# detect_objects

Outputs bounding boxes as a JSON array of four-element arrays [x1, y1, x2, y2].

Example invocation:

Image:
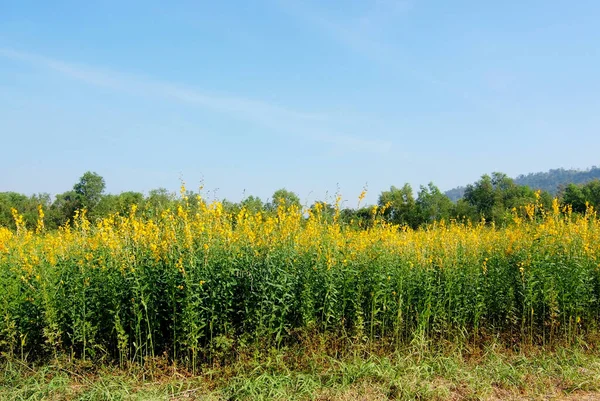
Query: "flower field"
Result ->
[[1, 192, 599, 367]]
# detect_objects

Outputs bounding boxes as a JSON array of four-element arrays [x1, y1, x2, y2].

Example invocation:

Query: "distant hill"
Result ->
[[445, 166, 600, 202], [445, 186, 468, 202]]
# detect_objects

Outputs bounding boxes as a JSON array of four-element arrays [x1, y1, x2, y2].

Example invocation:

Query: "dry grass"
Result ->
[[3, 337, 600, 401]]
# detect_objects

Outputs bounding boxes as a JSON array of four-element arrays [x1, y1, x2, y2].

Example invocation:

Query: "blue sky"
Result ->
[[1, 0, 599, 205]]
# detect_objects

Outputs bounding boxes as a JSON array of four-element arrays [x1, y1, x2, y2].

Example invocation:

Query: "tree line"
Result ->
[[446, 166, 600, 201], [2, 171, 600, 231]]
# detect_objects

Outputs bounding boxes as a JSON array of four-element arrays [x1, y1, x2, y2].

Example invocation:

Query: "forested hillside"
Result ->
[[515, 166, 600, 194], [446, 166, 600, 201]]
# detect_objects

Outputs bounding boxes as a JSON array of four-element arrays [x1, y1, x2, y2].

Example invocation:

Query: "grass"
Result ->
[[3, 335, 600, 400]]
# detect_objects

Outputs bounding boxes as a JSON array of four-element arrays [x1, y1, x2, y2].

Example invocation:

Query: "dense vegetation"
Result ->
[[3, 340, 600, 400], [3, 168, 600, 232], [2, 180, 600, 366], [3, 171, 600, 400], [446, 166, 600, 201]]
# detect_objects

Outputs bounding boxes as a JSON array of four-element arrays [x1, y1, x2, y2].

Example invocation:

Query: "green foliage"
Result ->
[[3, 338, 600, 400], [379, 183, 457, 227], [143, 188, 177, 217], [309, 201, 336, 221], [563, 184, 586, 213], [463, 172, 550, 224], [268, 188, 301, 211], [416, 183, 453, 224], [378, 184, 419, 228], [5, 198, 599, 367], [561, 180, 600, 213], [2, 168, 599, 232], [516, 166, 600, 194], [339, 207, 376, 228], [47, 172, 107, 226], [73, 172, 106, 211], [96, 191, 144, 217], [47, 190, 78, 228], [447, 166, 600, 200], [0, 192, 51, 230], [241, 195, 264, 213], [452, 198, 477, 221]]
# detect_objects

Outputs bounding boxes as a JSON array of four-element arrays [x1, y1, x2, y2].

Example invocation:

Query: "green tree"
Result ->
[[0, 192, 51, 230], [73, 171, 106, 212], [48, 172, 106, 226], [451, 198, 477, 222], [49, 190, 81, 227], [268, 188, 301, 211], [241, 195, 264, 214], [416, 183, 453, 224], [463, 174, 495, 220], [464, 172, 544, 224], [97, 191, 144, 216], [378, 184, 419, 228], [144, 188, 176, 217], [221, 199, 241, 216], [562, 180, 600, 213], [340, 206, 375, 229], [582, 180, 600, 209], [309, 200, 336, 222]]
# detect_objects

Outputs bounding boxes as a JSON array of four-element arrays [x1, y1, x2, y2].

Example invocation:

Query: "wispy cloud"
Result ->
[[275, 0, 492, 108], [276, 0, 397, 64], [0, 47, 391, 153]]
